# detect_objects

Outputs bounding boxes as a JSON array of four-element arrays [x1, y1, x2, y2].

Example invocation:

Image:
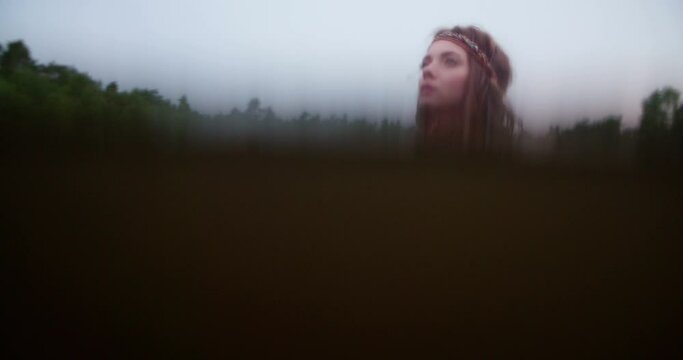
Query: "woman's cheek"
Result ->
[[444, 71, 468, 104]]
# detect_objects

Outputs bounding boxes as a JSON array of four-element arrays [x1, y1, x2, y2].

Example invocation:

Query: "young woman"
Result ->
[[416, 25, 516, 157]]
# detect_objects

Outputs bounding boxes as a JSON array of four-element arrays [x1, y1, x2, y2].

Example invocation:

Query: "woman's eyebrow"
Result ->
[[438, 51, 462, 59], [424, 51, 462, 62], [422, 50, 460, 59], [422, 50, 463, 62]]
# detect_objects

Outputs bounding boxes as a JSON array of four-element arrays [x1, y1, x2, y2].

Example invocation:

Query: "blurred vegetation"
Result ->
[[2, 40, 682, 170], [0, 40, 193, 153], [548, 115, 629, 166], [546, 86, 682, 171], [636, 87, 683, 169], [0, 40, 413, 157], [197, 97, 413, 156]]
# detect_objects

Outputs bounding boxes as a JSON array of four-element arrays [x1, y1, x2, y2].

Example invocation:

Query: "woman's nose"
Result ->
[[422, 64, 435, 80]]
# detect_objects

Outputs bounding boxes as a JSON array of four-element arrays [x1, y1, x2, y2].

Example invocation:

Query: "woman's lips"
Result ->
[[420, 84, 435, 95]]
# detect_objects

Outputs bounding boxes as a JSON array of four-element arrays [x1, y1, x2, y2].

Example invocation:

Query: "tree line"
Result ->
[[0, 40, 413, 156], [548, 87, 682, 170], [1, 39, 682, 169]]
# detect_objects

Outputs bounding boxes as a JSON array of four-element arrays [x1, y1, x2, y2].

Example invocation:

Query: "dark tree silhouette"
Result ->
[[637, 87, 681, 168], [178, 95, 191, 113], [0, 40, 34, 74]]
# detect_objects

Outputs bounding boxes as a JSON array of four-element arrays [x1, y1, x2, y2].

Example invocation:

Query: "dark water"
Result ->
[[4, 152, 683, 358]]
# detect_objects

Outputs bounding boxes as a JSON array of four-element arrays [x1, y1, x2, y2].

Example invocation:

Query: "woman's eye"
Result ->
[[445, 58, 458, 65]]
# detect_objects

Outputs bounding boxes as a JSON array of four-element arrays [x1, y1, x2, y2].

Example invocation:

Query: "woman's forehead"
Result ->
[[426, 40, 468, 57]]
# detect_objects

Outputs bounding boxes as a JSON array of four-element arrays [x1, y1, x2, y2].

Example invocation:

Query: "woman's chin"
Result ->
[[418, 94, 433, 104], [418, 96, 441, 108]]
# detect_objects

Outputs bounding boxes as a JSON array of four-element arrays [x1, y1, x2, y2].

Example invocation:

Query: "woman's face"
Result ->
[[418, 40, 470, 109]]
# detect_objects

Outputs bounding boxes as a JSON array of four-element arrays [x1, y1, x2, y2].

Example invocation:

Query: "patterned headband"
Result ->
[[433, 31, 499, 86]]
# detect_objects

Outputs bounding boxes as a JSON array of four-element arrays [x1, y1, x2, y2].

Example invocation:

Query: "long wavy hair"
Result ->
[[415, 25, 516, 157]]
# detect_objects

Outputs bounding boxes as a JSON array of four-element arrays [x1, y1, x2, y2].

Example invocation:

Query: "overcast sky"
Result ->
[[1, 0, 682, 133]]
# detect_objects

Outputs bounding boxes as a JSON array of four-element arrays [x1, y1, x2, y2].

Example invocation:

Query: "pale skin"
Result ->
[[418, 40, 470, 124]]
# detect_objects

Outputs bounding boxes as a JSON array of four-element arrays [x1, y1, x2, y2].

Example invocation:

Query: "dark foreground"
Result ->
[[4, 151, 683, 358]]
